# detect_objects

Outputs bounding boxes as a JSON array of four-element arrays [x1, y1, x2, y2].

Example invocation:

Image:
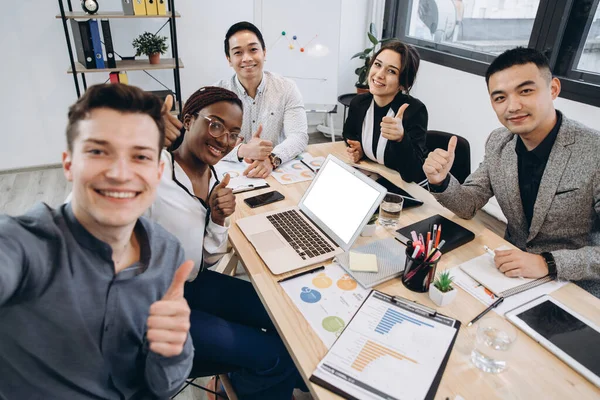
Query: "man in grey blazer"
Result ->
[[423, 47, 600, 297]]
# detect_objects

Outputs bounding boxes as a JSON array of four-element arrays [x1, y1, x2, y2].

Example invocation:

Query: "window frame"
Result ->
[[384, 0, 600, 107]]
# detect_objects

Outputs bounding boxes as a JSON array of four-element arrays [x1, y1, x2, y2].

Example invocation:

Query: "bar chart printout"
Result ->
[[311, 292, 459, 400]]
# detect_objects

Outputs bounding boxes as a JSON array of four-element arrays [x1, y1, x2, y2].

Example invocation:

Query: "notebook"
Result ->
[[459, 251, 555, 297], [310, 291, 461, 400], [395, 214, 475, 254], [336, 237, 406, 288], [213, 160, 269, 193]]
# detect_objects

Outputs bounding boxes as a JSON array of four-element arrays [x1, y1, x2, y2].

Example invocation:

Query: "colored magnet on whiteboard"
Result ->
[[289, 44, 294, 49], [293, 35, 297, 40], [282, 31, 286, 35], [300, 48, 305, 52]]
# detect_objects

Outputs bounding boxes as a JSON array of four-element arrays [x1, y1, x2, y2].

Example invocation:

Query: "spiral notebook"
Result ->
[[459, 252, 554, 297]]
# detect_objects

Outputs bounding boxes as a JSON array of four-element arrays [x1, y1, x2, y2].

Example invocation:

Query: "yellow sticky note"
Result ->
[[349, 252, 378, 272]]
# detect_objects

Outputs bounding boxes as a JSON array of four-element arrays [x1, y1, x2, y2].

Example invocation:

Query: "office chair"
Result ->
[[173, 365, 238, 399], [419, 130, 471, 186]]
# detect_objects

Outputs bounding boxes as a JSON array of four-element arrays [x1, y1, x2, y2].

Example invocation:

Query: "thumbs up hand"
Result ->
[[147, 260, 193, 357], [162, 95, 184, 148], [237, 125, 273, 161], [209, 173, 236, 226], [380, 103, 409, 142], [423, 136, 457, 185]]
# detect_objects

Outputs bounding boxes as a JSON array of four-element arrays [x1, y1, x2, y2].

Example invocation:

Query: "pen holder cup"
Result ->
[[401, 251, 440, 293]]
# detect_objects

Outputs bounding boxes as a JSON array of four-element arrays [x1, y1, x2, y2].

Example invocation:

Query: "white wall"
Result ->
[[3, 1, 595, 171], [411, 61, 600, 168], [0, 0, 368, 171]]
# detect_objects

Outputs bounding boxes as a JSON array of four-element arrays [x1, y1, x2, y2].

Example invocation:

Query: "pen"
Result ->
[[467, 297, 505, 327], [278, 265, 325, 283], [484, 245, 496, 257], [299, 159, 316, 173]]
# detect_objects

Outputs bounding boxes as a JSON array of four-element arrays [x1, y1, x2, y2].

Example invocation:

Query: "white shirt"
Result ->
[[146, 150, 229, 280], [216, 71, 309, 163]]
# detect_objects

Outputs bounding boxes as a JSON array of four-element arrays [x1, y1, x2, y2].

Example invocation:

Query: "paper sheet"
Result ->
[[449, 266, 567, 315], [280, 263, 369, 348], [214, 160, 268, 193], [312, 292, 458, 400], [271, 152, 325, 185]]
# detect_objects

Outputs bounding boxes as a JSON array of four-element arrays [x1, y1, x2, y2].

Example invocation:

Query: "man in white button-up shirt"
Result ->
[[216, 21, 309, 178]]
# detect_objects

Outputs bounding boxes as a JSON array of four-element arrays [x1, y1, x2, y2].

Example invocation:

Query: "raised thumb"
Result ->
[[162, 260, 194, 300], [253, 124, 263, 138], [395, 103, 409, 119], [162, 94, 173, 114], [447, 136, 457, 157], [218, 173, 231, 188]]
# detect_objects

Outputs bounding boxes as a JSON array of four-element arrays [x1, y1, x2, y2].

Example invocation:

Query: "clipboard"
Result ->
[[310, 291, 461, 400]]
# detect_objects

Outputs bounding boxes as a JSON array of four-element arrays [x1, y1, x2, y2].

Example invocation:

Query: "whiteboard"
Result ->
[[254, 0, 341, 106]]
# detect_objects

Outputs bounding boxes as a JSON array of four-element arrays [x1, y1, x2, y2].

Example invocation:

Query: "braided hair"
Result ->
[[170, 86, 243, 150]]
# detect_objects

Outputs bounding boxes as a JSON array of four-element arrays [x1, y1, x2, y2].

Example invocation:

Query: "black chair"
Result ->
[[425, 130, 471, 184]]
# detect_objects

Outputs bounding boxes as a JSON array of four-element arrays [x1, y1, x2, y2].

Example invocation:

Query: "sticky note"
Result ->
[[349, 252, 378, 272]]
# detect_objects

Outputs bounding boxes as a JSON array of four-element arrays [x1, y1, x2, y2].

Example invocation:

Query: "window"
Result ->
[[384, 0, 600, 107]]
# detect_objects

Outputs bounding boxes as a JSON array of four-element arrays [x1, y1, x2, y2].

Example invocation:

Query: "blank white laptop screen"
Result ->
[[302, 160, 381, 244]]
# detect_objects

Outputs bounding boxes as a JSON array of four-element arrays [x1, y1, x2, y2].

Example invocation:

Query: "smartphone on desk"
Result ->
[[244, 190, 285, 208]]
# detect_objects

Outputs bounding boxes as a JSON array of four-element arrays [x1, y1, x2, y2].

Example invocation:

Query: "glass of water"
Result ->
[[470, 317, 517, 373], [378, 193, 404, 229]]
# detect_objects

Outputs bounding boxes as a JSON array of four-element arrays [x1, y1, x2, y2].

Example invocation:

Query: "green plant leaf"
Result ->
[[369, 22, 377, 38], [367, 32, 378, 46], [351, 50, 369, 59]]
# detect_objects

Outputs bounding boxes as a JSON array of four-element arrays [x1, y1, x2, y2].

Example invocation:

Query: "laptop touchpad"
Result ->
[[251, 231, 286, 252]]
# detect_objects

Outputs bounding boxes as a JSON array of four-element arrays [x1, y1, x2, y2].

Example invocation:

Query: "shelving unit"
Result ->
[[56, 0, 183, 116]]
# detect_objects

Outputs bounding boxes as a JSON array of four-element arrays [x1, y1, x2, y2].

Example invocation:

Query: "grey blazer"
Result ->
[[433, 115, 600, 297]]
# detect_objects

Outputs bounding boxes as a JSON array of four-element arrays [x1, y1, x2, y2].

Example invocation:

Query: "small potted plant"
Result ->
[[429, 271, 457, 307], [132, 32, 168, 65], [350, 23, 392, 93]]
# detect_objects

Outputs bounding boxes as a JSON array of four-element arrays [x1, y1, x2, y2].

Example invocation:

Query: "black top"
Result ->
[[342, 92, 429, 183], [516, 111, 562, 228]]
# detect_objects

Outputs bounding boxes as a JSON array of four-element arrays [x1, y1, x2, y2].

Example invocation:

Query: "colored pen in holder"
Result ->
[[402, 243, 442, 293]]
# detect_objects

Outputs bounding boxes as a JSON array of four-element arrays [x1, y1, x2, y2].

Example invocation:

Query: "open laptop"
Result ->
[[237, 155, 387, 275]]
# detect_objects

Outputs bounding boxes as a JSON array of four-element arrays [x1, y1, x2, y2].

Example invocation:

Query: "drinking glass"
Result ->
[[470, 317, 517, 373], [378, 193, 403, 229]]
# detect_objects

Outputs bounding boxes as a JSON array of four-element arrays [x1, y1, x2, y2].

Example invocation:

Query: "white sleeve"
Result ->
[[272, 81, 308, 163], [202, 217, 230, 268]]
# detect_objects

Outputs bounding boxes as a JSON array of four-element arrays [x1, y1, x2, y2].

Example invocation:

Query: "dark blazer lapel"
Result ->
[[501, 135, 526, 230], [527, 123, 575, 242]]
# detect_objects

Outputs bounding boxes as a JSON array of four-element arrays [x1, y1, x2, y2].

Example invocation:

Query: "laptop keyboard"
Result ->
[[267, 210, 335, 260]]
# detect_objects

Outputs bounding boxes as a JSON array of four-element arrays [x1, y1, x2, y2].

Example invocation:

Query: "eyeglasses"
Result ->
[[200, 115, 243, 143]]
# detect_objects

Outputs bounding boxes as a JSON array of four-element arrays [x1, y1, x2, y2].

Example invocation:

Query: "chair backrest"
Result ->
[[426, 130, 471, 184]]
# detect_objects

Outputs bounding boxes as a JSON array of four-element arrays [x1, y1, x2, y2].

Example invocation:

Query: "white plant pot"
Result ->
[[429, 285, 457, 307], [361, 223, 376, 237]]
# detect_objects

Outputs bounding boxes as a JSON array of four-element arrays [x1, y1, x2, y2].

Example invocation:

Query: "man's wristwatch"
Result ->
[[541, 252, 557, 277], [269, 153, 282, 169]]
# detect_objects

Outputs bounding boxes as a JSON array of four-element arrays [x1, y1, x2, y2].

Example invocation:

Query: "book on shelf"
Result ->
[[88, 19, 105, 69], [100, 20, 117, 68], [70, 19, 95, 69]]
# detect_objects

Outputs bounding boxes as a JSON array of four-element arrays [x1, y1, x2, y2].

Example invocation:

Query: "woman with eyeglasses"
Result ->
[[147, 86, 307, 399]]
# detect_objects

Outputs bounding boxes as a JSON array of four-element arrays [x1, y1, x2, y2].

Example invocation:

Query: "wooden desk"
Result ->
[[228, 142, 600, 399]]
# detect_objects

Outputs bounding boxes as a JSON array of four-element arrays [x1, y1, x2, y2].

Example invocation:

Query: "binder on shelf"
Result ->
[[133, 0, 147, 15], [88, 19, 105, 69], [109, 72, 120, 83], [118, 71, 129, 84], [121, 0, 135, 15], [145, 0, 158, 15], [157, 0, 167, 15], [70, 19, 95, 69], [100, 20, 117, 69]]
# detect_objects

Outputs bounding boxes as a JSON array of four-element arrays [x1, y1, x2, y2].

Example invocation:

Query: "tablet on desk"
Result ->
[[506, 295, 600, 388]]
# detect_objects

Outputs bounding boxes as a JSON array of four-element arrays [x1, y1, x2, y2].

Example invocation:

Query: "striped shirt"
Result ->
[[216, 71, 308, 163]]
